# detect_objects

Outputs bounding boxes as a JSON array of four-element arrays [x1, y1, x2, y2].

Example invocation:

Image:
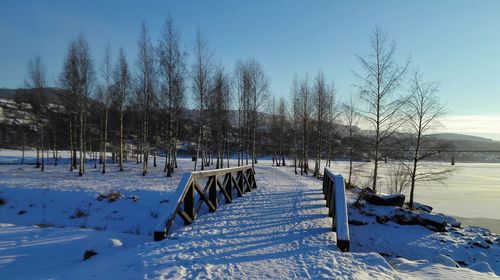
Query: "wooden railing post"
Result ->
[[238, 170, 244, 195], [328, 179, 335, 219], [184, 183, 195, 225], [209, 175, 217, 211], [225, 173, 232, 202], [322, 167, 350, 252]]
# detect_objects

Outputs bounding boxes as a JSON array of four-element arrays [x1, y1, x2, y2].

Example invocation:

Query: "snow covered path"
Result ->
[[138, 166, 400, 279]]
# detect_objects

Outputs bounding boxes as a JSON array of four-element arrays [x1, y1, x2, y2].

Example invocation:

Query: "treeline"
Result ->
[[17, 17, 276, 178], [12, 22, 451, 208]]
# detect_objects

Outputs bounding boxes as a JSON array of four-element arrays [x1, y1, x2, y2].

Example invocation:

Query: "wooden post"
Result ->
[[225, 173, 232, 202], [184, 184, 195, 224], [329, 180, 335, 219], [325, 179, 332, 208], [209, 175, 217, 211], [238, 171, 244, 195]]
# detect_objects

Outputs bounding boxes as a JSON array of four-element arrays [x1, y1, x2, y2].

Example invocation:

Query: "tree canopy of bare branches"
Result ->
[[59, 34, 94, 176], [354, 27, 410, 193], [403, 71, 452, 208]]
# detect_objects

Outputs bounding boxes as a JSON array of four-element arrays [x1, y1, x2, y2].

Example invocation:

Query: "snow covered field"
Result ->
[[1, 150, 499, 279]]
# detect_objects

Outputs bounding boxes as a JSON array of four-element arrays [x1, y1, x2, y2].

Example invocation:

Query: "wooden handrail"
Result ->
[[322, 167, 350, 252], [154, 165, 256, 241]]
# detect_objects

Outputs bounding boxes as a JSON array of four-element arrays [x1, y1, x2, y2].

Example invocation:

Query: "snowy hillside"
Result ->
[[0, 150, 499, 279]]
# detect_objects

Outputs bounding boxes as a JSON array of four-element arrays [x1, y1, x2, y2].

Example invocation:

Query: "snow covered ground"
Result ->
[[1, 150, 499, 279]]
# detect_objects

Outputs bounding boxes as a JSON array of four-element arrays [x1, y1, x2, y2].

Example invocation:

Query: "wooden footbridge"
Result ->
[[154, 165, 351, 252]]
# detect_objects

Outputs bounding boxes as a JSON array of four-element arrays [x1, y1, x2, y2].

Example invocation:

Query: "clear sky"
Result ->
[[1, 0, 499, 139]]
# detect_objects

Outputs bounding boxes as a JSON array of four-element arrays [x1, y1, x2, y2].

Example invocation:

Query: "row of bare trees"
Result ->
[[351, 27, 449, 208], [23, 17, 270, 178], [20, 24, 448, 208], [282, 27, 449, 209]]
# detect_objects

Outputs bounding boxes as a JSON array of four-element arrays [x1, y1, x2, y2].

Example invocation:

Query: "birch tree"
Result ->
[[404, 71, 451, 208], [60, 34, 94, 176], [97, 43, 113, 174], [113, 47, 130, 171], [25, 56, 47, 171], [158, 16, 187, 176], [354, 27, 409, 192], [341, 98, 361, 186], [135, 22, 156, 176], [312, 71, 330, 177], [191, 28, 213, 171], [246, 58, 269, 169], [277, 96, 287, 166]]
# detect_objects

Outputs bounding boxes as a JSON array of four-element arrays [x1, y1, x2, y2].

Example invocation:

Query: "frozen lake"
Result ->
[[314, 160, 500, 224]]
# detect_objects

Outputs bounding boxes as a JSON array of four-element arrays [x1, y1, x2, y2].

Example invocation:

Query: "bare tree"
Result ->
[[135, 21, 156, 176], [341, 98, 360, 186], [25, 56, 47, 171], [290, 76, 301, 174], [113, 47, 130, 171], [298, 75, 312, 175], [404, 71, 451, 208], [354, 27, 409, 192], [191, 28, 213, 171], [312, 71, 331, 177], [246, 58, 269, 169], [97, 43, 113, 174], [208, 65, 231, 169], [233, 60, 250, 166], [158, 16, 187, 176], [277, 96, 287, 166], [269, 96, 279, 165], [60, 34, 94, 176]]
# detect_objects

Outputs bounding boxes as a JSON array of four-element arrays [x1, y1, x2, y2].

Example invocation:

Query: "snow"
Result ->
[[1, 150, 499, 279]]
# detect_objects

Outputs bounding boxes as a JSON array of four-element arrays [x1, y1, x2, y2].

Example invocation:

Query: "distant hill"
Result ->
[[429, 133, 496, 143]]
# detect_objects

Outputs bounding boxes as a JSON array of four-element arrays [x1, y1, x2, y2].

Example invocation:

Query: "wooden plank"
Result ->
[[328, 180, 335, 218], [217, 176, 232, 203], [191, 165, 253, 179], [233, 172, 244, 197], [224, 173, 232, 202], [209, 176, 218, 211], [238, 171, 245, 194], [334, 174, 350, 250], [193, 180, 216, 212], [178, 210, 193, 224], [184, 184, 195, 225], [242, 171, 252, 192], [324, 167, 351, 252], [155, 172, 193, 237]]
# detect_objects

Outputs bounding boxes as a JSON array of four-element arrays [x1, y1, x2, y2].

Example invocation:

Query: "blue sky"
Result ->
[[1, 0, 499, 139]]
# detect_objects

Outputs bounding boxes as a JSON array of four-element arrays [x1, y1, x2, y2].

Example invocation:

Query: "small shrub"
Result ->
[[35, 223, 54, 228], [70, 208, 89, 219], [386, 162, 411, 195], [97, 191, 123, 203]]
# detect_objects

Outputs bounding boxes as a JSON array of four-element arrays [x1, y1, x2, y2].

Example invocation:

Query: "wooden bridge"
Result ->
[[154, 165, 351, 252]]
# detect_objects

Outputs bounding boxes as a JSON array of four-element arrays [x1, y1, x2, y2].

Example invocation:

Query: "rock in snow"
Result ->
[[365, 193, 406, 207], [108, 238, 123, 248]]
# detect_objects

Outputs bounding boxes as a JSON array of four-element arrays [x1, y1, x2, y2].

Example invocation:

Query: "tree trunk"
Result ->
[[79, 104, 84, 176], [119, 110, 124, 171], [102, 107, 108, 174]]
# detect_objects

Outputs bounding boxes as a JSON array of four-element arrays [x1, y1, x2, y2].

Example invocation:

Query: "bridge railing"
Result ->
[[154, 165, 256, 241], [322, 167, 350, 252]]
